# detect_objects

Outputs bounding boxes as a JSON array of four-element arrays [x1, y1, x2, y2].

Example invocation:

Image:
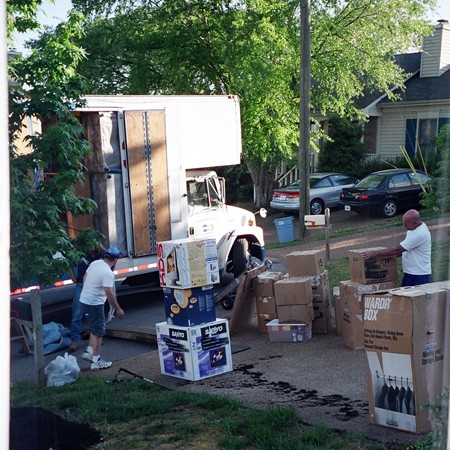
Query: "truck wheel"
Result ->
[[222, 294, 235, 310], [231, 238, 248, 277]]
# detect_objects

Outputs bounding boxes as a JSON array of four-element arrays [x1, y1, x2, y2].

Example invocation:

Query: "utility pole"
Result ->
[[299, 0, 311, 240]]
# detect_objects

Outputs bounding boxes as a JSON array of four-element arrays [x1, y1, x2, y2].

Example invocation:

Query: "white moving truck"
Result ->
[[14, 95, 265, 308]]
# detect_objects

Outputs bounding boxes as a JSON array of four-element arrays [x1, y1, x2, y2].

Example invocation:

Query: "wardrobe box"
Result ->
[[339, 280, 395, 351], [266, 319, 312, 343], [163, 286, 216, 327], [348, 249, 398, 285], [286, 250, 326, 276], [363, 285, 450, 434], [156, 319, 232, 381], [274, 278, 313, 306], [252, 271, 283, 297], [157, 238, 219, 289]]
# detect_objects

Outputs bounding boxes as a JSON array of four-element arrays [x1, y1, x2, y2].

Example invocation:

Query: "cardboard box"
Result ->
[[277, 304, 314, 324], [252, 272, 283, 297], [255, 296, 277, 316], [274, 278, 313, 306], [363, 284, 450, 434], [286, 250, 326, 276], [286, 270, 329, 298], [312, 294, 331, 334], [339, 280, 395, 350], [266, 319, 312, 343], [163, 285, 216, 327], [156, 319, 232, 381], [348, 248, 398, 284], [257, 313, 278, 333], [157, 238, 219, 288]]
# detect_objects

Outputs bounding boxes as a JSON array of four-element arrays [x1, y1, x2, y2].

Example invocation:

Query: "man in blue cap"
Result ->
[[79, 247, 125, 370]]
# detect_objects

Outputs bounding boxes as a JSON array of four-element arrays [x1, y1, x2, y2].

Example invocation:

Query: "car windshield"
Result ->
[[355, 174, 385, 190], [288, 177, 324, 189]]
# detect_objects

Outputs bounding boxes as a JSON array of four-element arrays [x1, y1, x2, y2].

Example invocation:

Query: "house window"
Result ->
[[418, 118, 437, 155], [405, 117, 450, 157]]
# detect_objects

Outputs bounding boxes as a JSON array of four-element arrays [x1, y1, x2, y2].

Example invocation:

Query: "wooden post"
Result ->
[[30, 290, 45, 388], [325, 208, 331, 262]]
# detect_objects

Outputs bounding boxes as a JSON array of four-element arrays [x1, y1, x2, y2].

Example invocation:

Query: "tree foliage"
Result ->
[[317, 116, 365, 177], [40, 0, 436, 206], [8, 7, 102, 289], [421, 125, 450, 212]]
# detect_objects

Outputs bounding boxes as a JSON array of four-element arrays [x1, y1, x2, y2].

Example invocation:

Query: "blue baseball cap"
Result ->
[[103, 247, 122, 259]]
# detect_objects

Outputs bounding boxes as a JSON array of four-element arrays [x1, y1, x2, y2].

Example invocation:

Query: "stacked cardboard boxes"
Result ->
[[252, 271, 283, 332], [339, 248, 398, 351], [362, 283, 450, 433], [262, 249, 329, 343], [156, 238, 232, 381], [285, 249, 333, 335]]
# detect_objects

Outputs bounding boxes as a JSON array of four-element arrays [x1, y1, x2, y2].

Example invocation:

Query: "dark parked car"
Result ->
[[270, 172, 359, 215], [338, 168, 432, 218]]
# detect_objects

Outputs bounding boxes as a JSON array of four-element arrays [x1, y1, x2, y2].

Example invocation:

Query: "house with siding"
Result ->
[[361, 19, 450, 160], [315, 20, 450, 165]]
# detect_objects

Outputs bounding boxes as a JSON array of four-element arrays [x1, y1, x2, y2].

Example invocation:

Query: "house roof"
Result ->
[[353, 52, 422, 109], [379, 66, 450, 103]]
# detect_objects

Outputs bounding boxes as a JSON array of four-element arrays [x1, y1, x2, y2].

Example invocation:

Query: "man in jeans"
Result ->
[[67, 247, 102, 353], [79, 247, 125, 370]]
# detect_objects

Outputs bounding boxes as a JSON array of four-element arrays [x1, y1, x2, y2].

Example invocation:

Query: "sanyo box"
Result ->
[[157, 238, 220, 288], [156, 319, 232, 381]]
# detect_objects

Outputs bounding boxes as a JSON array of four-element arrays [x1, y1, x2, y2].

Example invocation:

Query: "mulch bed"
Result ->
[[10, 407, 101, 450]]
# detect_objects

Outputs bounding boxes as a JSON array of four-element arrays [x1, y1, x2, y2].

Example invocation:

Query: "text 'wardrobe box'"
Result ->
[[339, 280, 395, 351], [286, 250, 326, 276], [156, 319, 232, 381], [348, 248, 397, 285], [163, 285, 216, 327], [157, 238, 219, 288], [363, 285, 450, 434]]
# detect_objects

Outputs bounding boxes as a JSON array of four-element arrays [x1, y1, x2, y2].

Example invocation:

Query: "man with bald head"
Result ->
[[361, 209, 431, 287]]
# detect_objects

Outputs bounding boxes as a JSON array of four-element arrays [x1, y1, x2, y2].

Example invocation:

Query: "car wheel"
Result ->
[[381, 200, 398, 218], [231, 238, 248, 277], [310, 199, 324, 215]]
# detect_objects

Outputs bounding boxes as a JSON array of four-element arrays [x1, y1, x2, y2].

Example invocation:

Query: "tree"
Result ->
[[421, 125, 450, 212], [317, 116, 365, 177], [8, 6, 102, 290], [62, 0, 435, 206]]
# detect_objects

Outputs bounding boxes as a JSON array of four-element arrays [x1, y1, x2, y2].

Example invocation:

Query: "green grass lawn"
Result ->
[[11, 377, 408, 450]]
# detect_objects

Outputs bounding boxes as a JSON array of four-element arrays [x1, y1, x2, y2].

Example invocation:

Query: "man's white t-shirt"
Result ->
[[79, 259, 115, 306], [400, 222, 431, 275]]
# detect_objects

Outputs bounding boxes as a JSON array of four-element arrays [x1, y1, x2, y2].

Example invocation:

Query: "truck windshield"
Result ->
[[187, 178, 222, 207]]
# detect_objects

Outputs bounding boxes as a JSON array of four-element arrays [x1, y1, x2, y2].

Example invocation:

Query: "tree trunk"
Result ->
[[245, 158, 276, 208]]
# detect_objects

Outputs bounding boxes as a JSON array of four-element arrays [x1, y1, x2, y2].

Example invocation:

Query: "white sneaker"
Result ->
[[81, 351, 93, 362], [91, 358, 112, 371]]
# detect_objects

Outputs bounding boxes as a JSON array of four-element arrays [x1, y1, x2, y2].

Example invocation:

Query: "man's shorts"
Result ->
[[80, 303, 106, 337]]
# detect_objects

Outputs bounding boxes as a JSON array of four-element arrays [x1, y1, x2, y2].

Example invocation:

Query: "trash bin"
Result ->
[[273, 216, 295, 243]]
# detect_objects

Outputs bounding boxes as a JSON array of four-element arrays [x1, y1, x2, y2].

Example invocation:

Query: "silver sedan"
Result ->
[[270, 172, 359, 215]]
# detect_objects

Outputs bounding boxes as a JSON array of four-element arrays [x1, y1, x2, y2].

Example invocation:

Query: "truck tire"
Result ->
[[231, 238, 248, 277]]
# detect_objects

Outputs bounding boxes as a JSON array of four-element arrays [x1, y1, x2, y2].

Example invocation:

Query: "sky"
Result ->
[[10, 0, 450, 53]]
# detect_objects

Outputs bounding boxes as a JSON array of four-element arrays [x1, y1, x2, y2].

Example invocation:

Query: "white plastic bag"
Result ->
[[45, 352, 80, 387]]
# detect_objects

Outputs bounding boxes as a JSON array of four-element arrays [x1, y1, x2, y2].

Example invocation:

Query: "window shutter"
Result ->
[[405, 119, 417, 157]]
